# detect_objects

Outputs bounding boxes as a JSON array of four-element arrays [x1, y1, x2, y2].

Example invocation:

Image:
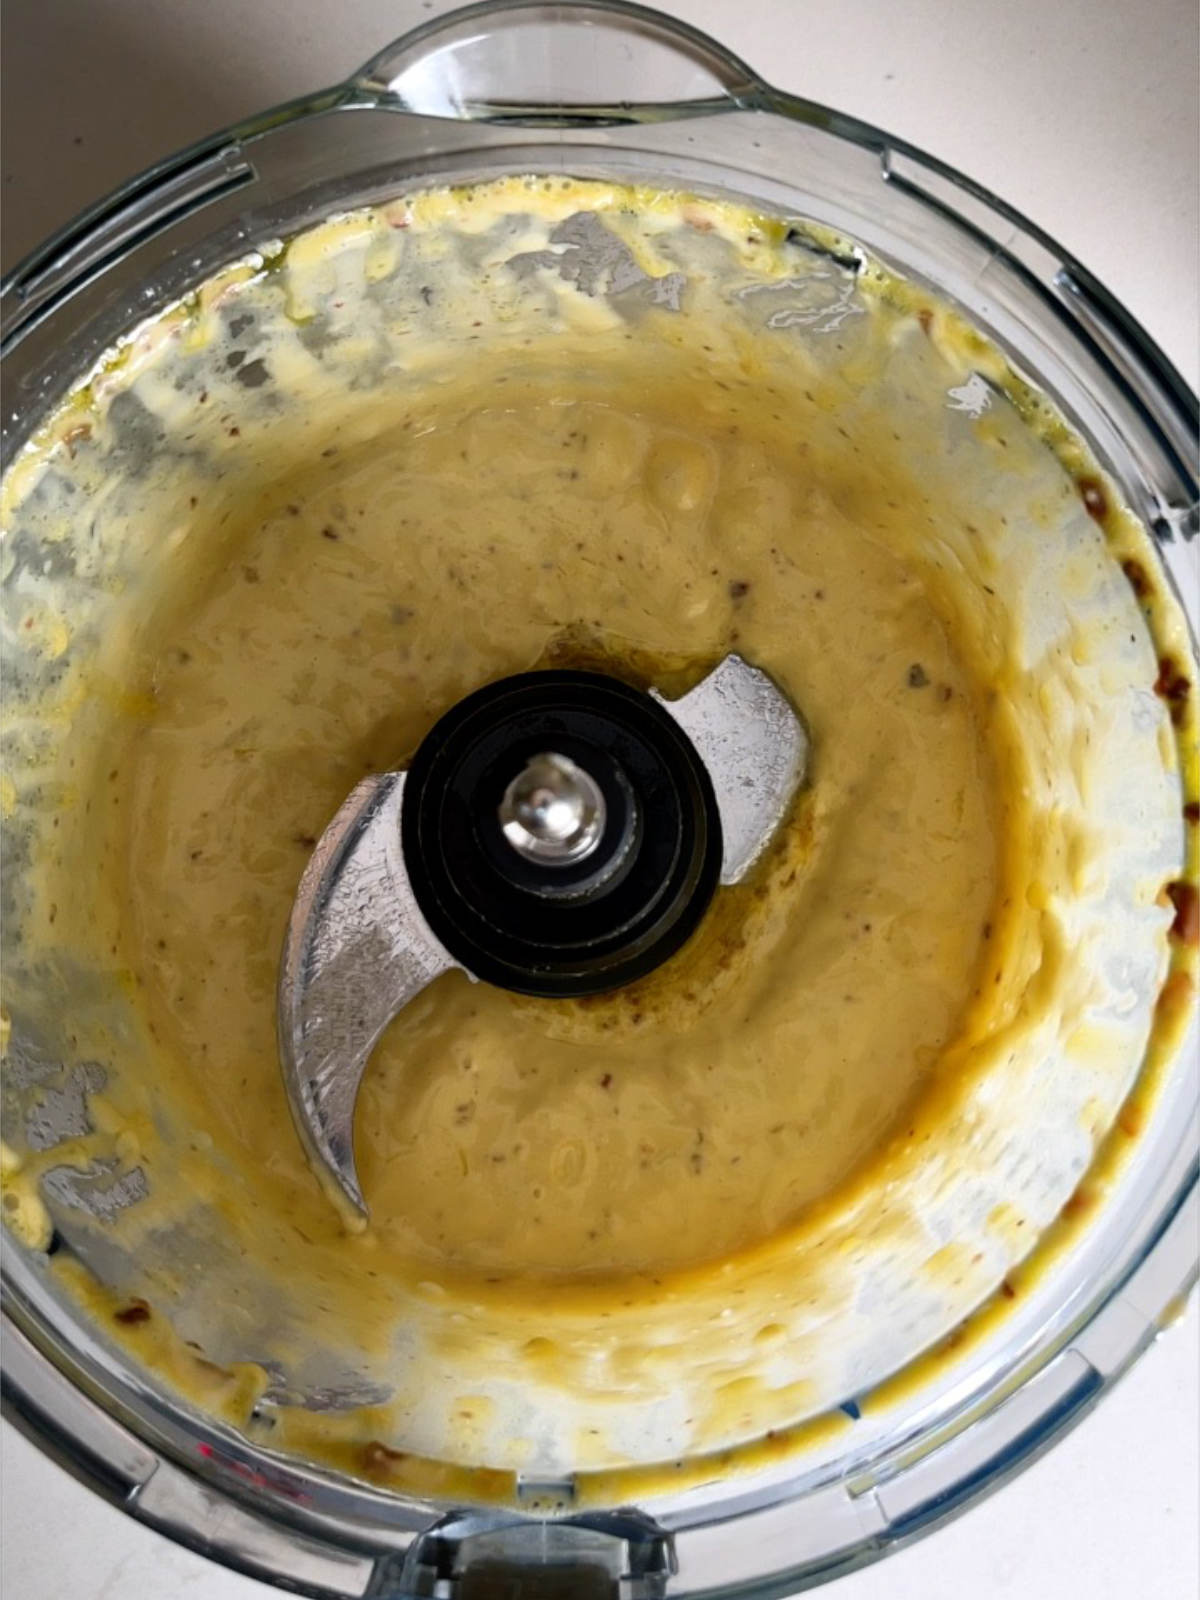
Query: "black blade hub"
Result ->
[[401, 671, 722, 996]]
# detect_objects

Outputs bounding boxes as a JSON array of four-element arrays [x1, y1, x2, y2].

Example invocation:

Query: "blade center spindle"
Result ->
[[499, 751, 607, 865]]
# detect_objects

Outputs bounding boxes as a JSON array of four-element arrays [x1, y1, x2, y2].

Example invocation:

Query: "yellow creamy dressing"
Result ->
[[1, 177, 1193, 1494], [122, 370, 996, 1277]]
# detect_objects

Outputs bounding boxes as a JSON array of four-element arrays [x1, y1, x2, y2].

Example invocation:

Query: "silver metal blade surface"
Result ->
[[277, 771, 456, 1214], [654, 654, 808, 884]]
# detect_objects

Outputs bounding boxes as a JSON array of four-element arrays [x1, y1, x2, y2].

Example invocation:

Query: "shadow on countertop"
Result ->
[[0, 0, 450, 273]]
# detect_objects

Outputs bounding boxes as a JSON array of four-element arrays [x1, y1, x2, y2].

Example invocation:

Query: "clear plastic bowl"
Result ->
[[2, 3, 1196, 1596]]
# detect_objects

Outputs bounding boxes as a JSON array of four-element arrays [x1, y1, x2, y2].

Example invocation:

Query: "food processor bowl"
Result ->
[[2, 4, 1196, 1597]]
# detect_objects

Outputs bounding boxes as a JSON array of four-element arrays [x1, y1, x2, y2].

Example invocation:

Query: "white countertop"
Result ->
[[2, 2, 1197, 1596]]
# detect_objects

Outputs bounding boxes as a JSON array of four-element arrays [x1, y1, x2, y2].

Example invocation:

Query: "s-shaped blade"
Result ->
[[278, 771, 456, 1214], [279, 655, 806, 1215]]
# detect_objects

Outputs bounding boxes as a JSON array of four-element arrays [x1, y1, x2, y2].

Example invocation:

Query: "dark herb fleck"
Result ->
[[1077, 476, 1107, 522], [234, 358, 270, 390], [1154, 657, 1190, 725], [1166, 880, 1198, 945], [1121, 558, 1150, 598]]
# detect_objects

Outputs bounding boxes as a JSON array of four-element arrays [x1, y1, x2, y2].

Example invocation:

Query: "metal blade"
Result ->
[[279, 656, 805, 1216], [653, 654, 808, 884], [277, 771, 456, 1215]]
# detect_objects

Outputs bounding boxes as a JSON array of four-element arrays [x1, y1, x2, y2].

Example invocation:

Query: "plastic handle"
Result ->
[[354, 0, 762, 122]]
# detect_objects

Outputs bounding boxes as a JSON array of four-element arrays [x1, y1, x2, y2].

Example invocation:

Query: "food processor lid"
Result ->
[[279, 655, 807, 1212]]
